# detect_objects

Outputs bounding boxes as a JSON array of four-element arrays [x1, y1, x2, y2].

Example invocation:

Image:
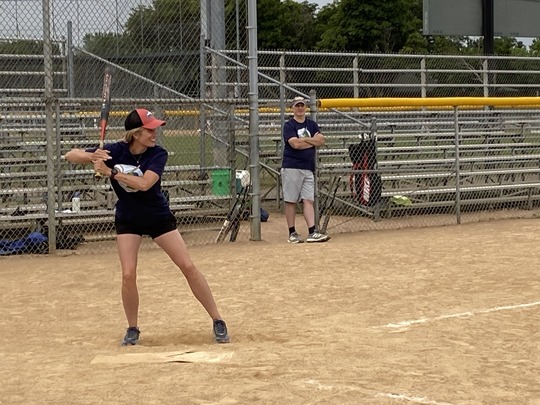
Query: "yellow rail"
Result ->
[[317, 97, 540, 109]]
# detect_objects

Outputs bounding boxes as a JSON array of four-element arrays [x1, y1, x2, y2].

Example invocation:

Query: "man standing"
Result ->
[[281, 96, 330, 244]]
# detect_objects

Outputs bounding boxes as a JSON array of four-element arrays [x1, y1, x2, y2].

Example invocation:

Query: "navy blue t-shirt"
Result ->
[[86, 141, 170, 221], [281, 118, 321, 172]]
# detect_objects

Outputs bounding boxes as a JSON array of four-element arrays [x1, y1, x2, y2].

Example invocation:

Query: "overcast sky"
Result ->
[[0, 0, 151, 45], [0, 0, 533, 47], [302, 0, 332, 7], [312, 0, 331, 5]]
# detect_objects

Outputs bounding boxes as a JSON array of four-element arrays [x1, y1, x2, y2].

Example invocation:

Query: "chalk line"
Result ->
[[380, 300, 540, 330], [375, 392, 454, 405]]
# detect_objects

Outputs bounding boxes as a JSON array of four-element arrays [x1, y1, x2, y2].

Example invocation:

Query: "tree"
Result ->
[[314, 1, 347, 51], [0, 39, 60, 55], [81, 0, 204, 96], [84, 0, 200, 56], [257, 0, 319, 50], [316, 0, 422, 52]]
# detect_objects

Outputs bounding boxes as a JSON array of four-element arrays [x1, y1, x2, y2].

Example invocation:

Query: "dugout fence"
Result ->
[[311, 96, 540, 234], [0, 96, 251, 255]]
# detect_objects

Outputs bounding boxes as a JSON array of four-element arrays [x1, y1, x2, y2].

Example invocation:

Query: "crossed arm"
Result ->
[[288, 132, 325, 150]]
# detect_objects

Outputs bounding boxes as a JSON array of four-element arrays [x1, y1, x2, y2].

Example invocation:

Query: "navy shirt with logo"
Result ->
[[281, 118, 321, 172], [86, 141, 170, 221]]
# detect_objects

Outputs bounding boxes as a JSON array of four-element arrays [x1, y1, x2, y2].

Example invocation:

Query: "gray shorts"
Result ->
[[281, 168, 314, 203]]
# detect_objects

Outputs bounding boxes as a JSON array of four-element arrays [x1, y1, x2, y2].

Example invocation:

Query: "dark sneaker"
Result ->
[[306, 231, 330, 243], [213, 319, 230, 343], [287, 232, 303, 244], [121, 327, 140, 346]]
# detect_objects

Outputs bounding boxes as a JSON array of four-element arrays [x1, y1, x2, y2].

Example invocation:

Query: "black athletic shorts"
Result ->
[[115, 213, 177, 239]]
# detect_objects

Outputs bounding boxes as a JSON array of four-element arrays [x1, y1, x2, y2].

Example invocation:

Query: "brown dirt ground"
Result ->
[[1, 215, 540, 405]]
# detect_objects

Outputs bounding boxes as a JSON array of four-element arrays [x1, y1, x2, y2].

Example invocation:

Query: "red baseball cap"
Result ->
[[124, 108, 166, 131]]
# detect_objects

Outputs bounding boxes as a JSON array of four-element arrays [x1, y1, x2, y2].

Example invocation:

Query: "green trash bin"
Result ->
[[211, 169, 230, 196]]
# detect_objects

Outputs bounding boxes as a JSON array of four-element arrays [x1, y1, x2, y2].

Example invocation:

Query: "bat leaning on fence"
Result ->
[[319, 175, 341, 234], [95, 67, 112, 178], [216, 185, 250, 243]]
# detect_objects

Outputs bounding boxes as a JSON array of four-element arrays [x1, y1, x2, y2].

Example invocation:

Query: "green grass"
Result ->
[[161, 134, 249, 169]]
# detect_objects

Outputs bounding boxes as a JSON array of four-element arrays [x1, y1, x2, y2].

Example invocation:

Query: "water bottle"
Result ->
[[72, 192, 81, 212]]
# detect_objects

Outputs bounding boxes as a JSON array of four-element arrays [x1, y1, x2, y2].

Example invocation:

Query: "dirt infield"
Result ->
[[1, 215, 539, 404]]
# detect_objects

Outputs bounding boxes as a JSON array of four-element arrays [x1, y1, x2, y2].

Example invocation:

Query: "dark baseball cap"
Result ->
[[124, 108, 166, 131]]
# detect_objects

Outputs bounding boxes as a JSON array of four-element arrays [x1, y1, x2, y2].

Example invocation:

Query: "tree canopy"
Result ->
[[81, 0, 538, 56], [316, 0, 421, 53]]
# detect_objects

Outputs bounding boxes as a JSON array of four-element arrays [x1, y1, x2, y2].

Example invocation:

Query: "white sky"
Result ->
[[0, 0, 151, 44], [0, 0, 533, 47], [305, 0, 333, 7]]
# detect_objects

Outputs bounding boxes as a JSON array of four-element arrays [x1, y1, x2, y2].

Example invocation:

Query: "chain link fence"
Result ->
[[2, 0, 540, 255], [312, 102, 540, 236], [0, 0, 252, 255], [238, 51, 540, 240]]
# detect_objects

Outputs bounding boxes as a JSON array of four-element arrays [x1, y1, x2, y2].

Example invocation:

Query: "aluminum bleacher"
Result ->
[[0, 104, 237, 241], [319, 111, 540, 221], [252, 107, 540, 222]]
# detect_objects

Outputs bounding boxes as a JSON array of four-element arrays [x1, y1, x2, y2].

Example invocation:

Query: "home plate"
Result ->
[[91, 351, 234, 364]]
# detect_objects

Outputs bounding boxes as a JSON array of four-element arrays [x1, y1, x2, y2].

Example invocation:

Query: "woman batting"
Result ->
[[65, 108, 230, 345]]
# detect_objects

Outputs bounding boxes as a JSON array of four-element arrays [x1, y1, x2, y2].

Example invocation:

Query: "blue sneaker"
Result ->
[[213, 319, 230, 343], [121, 327, 140, 346]]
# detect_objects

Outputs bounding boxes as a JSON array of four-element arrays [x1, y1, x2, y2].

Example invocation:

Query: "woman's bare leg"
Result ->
[[154, 230, 222, 320], [116, 234, 143, 327]]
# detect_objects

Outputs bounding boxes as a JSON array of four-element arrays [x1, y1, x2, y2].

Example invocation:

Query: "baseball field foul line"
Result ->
[[91, 351, 234, 364], [375, 392, 455, 405], [379, 300, 540, 330]]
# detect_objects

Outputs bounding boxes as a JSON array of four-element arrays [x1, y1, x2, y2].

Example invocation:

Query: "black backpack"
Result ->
[[348, 135, 382, 207]]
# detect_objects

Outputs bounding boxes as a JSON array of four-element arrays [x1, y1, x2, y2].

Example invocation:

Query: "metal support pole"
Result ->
[[43, 0, 57, 253], [279, 53, 286, 143], [482, 59, 489, 98], [482, 0, 494, 56], [454, 107, 462, 224], [55, 103, 63, 211], [247, 0, 261, 241], [199, 0, 208, 178], [228, 100, 236, 196], [420, 57, 427, 98], [66, 21, 74, 98], [278, 53, 286, 210], [310, 89, 320, 228], [353, 56, 359, 99], [482, 0, 494, 98]]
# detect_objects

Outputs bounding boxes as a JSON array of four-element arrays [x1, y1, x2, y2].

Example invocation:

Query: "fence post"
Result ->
[[199, 23, 207, 178], [43, 0, 57, 253], [279, 53, 286, 140], [353, 55, 359, 99], [420, 57, 427, 98], [247, 0, 261, 241], [310, 89, 320, 229], [66, 21, 74, 98], [55, 102, 63, 212], [483, 58, 489, 98], [454, 107, 462, 224], [277, 52, 286, 211]]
